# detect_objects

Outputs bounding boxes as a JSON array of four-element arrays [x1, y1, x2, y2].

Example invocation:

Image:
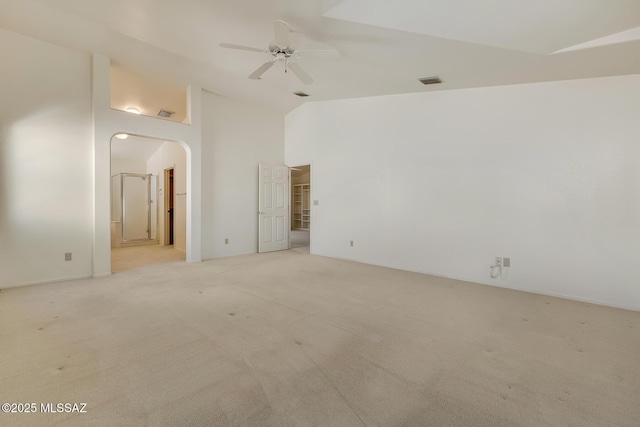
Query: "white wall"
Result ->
[[285, 75, 640, 311], [0, 28, 93, 287], [111, 157, 147, 176], [147, 142, 187, 251], [2, 27, 283, 287], [201, 92, 284, 259]]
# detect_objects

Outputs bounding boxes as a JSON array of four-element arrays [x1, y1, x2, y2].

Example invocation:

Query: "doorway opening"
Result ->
[[164, 168, 175, 246], [290, 165, 311, 252], [110, 134, 186, 273]]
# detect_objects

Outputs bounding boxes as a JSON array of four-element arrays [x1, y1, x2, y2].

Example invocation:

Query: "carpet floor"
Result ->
[[111, 244, 185, 273], [0, 249, 638, 426]]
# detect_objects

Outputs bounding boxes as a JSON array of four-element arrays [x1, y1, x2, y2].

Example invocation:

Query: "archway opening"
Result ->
[[110, 133, 187, 272]]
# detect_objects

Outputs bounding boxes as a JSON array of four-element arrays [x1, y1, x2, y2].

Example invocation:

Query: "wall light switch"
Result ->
[[350, 240, 354, 247], [65, 253, 72, 261], [224, 238, 229, 245], [313, 200, 319, 206], [503, 257, 511, 267]]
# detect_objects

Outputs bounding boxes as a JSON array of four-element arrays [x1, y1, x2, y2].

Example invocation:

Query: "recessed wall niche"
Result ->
[[109, 62, 188, 124]]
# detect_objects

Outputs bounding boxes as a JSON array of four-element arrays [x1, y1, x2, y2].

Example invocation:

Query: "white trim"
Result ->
[[1, 275, 93, 289], [320, 254, 640, 313]]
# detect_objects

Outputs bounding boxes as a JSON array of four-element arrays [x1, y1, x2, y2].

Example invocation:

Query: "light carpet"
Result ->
[[0, 250, 638, 426], [111, 244, 185, 273]]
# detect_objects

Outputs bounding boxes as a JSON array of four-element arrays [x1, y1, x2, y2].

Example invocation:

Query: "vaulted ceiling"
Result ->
[[2, 0, 640, 114]]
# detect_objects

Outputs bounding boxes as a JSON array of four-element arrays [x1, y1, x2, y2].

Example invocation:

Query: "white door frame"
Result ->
[[288, 163, 312, 250]]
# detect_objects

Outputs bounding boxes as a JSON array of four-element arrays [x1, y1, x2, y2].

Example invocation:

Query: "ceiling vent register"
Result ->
[[419, 76, 443, 85], [157, 110, 175, 118]]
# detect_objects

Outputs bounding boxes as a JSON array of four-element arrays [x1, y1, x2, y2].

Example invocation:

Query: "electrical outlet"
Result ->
[[350, 240, 354, 247], [503, 257, 511, 267], [224, 238, 229, 245], [495, 256, 502, 267], [65, 252, 72, 261]]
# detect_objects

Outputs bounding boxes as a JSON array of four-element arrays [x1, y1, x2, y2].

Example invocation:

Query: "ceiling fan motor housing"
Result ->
[[220, 20, 319, 84], [269, 43, 295, 57]]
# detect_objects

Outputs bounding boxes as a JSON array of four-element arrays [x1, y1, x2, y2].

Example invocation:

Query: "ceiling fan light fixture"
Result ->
[[293, 91, 310, 97], [220, 20, 330, 85], [419, 76, 443, 85]]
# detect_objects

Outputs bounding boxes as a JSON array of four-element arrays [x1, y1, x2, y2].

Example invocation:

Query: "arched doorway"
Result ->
[[110, 134, 187, 272]]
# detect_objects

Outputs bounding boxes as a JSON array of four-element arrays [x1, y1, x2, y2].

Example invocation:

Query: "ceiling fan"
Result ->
[[220, 20, 338, 85]]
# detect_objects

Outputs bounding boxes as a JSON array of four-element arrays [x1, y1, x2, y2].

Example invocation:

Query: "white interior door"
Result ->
[[258, 163, 289, 253]]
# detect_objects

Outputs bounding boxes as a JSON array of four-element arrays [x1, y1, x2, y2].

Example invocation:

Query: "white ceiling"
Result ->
[[325, 0, 640, 54], [2, 0, 640, 114], [111, 135, 164, 162]]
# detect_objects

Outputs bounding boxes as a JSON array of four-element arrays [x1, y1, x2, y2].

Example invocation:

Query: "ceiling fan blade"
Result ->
[[296, 49, 340, 59], [219, 43, 266, 53], [288, 62, 314, 85], [249, 61, 274, 79], [274, 20, 291, 48]]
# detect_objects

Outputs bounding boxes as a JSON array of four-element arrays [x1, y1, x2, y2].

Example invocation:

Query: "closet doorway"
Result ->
[[290, 165, 311, 251]]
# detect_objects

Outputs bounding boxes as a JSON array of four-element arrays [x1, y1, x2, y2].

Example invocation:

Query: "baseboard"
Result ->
[[315, 253, 640, 313], [202, 250, 257, 261], [120, 239, 159, 248], [0, 274, 93, 290], [92, 272, 112, 279]]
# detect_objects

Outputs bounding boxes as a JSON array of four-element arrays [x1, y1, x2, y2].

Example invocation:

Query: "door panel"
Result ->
[[264, 182, 273, 208], [264, 217, 273, 242], [259, 164, 289, 253]]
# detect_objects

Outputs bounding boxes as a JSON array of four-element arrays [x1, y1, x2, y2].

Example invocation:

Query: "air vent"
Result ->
[[157, 109, 175, 118], [293, 91, 309, 97], [419, 76, 443, 85]]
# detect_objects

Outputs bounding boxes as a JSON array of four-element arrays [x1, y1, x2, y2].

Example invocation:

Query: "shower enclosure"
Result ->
[[111, 173, 158, 243]]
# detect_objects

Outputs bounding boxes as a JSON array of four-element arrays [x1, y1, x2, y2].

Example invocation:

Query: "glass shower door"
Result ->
[[122, 174, 150, 241]]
